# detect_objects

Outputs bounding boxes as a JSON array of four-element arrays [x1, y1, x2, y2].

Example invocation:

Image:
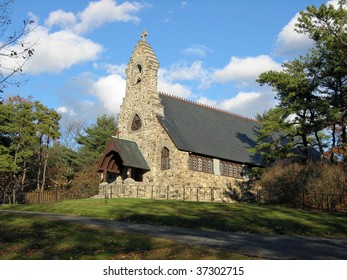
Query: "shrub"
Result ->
[[259, 162, 309, 207], [305, 162, 346, 210], [259, 161, 347, 210], [69, 166, 99, 196]]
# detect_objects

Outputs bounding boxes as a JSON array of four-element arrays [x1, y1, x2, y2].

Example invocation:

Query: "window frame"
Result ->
[[219, 160, 243, 179], [188, 154, 213, 174], [161, 147, 170, 170], [131, 114, 142, 131]]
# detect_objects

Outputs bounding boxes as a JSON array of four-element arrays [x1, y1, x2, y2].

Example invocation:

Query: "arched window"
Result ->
[[131, 114, 142, 131], [161, 147, 170, 170]]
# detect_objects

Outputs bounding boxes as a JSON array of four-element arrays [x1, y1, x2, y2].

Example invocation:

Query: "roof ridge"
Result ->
[[158, 91, 261, 124]]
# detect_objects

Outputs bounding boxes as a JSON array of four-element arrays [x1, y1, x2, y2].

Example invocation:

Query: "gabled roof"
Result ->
[[99, 137, 150, 171], [113, 138, 150, 170], [157, 93, 264, 166]]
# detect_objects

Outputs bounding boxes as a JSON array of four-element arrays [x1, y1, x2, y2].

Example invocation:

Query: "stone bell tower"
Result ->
[[116, 31, 165, 176], [125, 30, 159, 98]]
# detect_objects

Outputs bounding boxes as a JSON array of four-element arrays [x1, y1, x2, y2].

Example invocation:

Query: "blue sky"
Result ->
[[6, 0, 335, 123]]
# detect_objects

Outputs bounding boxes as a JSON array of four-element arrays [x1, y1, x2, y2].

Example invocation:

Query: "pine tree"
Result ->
[[76, 114, 117, 172], [0, 96, 60, 203]]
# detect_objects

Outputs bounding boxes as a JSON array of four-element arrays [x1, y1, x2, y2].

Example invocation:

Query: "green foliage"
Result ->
[[256, 59, 329, 162], [0, 96, 61, 203], [297, 0, 347, 160], [75, 114, 117, 171], [296, 0, 347, 50], [45, 143, 80, 188], [254, 1, 347, 163], [251, 107, 295, 164], [1, 97, 36, 171]]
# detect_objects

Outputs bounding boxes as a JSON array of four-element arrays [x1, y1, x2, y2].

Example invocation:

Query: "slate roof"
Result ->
[[110, 137, 150, 170], [157, 93, 264, 166]]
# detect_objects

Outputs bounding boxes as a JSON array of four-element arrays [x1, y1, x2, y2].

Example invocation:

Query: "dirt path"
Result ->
[[1, 209, 347, 260]]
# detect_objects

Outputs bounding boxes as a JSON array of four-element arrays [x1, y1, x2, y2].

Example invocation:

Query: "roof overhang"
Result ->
[[98, 137, 150, 171]]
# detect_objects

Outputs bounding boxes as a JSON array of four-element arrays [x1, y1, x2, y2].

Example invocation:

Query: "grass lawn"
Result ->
[[2, 198, 347, 238], [0, 213, 254, 260]]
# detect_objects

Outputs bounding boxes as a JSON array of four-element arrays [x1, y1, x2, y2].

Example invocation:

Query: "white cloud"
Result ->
[[56, 106, 77, 116], [45, 10, 76, 29], [182, 45, 211, 57], [197, 91, 278, 118], [275, 13, 314, 57], [23, 26, 103, 74], [275, 0, 347, 57], [157, 61, 215, 97], [327, 0, 340, 7], [219, 92, 275, 114], [158, 71, 192, 98], [90, 73, 126, 114], [160, 61, 212, 89], [56, 72, 125, 122], [196, 96, 217, 107], [103, 63, 127, 76], [45, 0, 145, 34], [213, 55, 281, 84]]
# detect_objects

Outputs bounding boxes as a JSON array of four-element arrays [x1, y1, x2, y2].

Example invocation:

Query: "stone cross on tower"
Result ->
[[140, 30, 148, 42]]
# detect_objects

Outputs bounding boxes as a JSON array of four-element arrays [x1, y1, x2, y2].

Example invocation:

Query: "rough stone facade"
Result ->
[[98, 180, 238, 203], [98, 34, 252, 201]]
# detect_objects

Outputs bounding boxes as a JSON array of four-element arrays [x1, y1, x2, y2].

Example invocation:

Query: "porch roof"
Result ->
[[98, 137, 150, 171]]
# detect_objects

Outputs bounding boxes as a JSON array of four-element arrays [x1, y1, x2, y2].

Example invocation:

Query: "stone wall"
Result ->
[[98, 179, 239, 203]]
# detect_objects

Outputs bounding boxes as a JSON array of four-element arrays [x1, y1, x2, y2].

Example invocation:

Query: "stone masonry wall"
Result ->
[[99, 180, 239, 203]]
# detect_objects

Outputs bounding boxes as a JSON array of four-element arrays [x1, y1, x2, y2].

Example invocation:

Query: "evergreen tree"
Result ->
[[256, 58, 327, 163], [33, 101, 61, 190], [296, 0, 347, 161], [254, 1, 347, 163], [76, 114, 117, 172], [0, 96, 60, 203]]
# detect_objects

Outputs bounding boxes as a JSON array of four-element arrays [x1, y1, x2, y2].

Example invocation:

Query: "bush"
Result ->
[[259, 161, 347, 210], [259, 162, 309, 207], [69, 166, 99, 196], [305, 162, 346, 210]]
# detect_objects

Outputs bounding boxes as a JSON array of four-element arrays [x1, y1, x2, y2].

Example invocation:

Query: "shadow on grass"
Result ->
[[0, 213, 250, 260], [107, 200, 347, 237], [3, 198, 346, 237]]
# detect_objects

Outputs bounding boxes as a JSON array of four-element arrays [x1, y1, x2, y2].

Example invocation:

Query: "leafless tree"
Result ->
[[0, 0, 37, 99]]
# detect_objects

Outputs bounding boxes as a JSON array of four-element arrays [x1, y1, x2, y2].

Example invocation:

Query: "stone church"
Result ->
[[97, 32, 263, 194]]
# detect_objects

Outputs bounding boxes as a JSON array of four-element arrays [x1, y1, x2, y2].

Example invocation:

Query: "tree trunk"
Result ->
[[341, 124, 347, 162], [301, 134, 309, 161], [12, 188, 16, 204], [36, 134, 43, 190], [41, 140, 50, 190], [330, 124, 337, 163], [314, 131, 325, 159]]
